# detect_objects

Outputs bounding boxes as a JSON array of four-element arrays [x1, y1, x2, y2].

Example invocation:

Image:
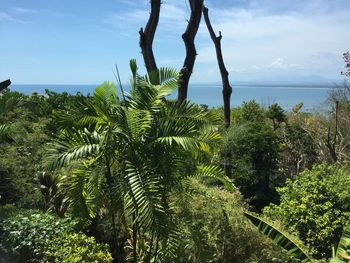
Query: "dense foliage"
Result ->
[[264, 164, 350, 259], [175, 179, 291, 263], [0, 209, 75, 261], [0, 90, 88, 207], [1, 65, 350, 262], [221, 120, 280, 210], [42, 233, 113, 263]]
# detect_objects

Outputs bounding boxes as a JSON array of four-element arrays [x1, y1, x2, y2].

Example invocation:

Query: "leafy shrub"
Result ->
[[175, 179, 292, 263], [233, 100, 266, 124], [0, 210, 78, 262], [0, 105, 50, 207], [221, 121, 280, 210], [41, 233, 112, 263], [280, 123, 318, 179], [264, 164, 350, 259], [0, 204, 20, 220]]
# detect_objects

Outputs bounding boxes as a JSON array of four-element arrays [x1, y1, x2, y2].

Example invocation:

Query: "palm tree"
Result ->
[[46, 62, 230, 262]]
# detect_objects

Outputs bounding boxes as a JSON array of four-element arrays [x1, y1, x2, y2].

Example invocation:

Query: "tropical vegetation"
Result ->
[[1, 60, 350, 262]]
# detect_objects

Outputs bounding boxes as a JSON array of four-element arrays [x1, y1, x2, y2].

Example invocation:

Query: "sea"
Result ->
[[9, 83, 336, 111]]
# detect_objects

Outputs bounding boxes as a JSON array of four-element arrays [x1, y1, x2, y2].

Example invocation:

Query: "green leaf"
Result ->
[[334, 225, 350, 262], [244, 212, 314, 262]]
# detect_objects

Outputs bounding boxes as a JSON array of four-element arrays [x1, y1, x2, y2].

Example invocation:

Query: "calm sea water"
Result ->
[[10, 83, 333, 110]]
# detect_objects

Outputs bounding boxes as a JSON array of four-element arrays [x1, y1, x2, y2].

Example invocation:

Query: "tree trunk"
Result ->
[[326, 100, 339, 162], [177, 0, 204, 105], [132, 213, 138, 263], [202, 6, 232, 128], [139, 0, 161, 74], [203, 6, 233, 178], [105, 157, 125, 263]]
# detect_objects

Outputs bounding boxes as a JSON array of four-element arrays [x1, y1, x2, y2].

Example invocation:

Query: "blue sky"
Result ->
[[0, 0, 349, 84]]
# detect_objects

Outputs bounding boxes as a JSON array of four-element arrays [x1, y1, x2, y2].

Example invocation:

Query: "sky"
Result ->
[[0, 0, 349, 84]]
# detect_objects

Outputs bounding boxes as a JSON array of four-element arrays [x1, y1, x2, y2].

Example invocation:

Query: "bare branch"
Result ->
[[139, 0, 161, 75], [177, 0, 204, 105], [202, 6, 232, 128], [326, 100, 339, 162], [0, 79, 11, 92]]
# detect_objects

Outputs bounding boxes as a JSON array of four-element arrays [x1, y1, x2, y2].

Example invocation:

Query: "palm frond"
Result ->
[[196, 131, 222, 154], [160, 100, 220, 132], [130, 80, 161, 112], [125, 109, 153, 141], [334, 225, 350, 262], [129, 59, 138, 79], [244, 212, 313, 262], [60, 167, 102, 218], [0, 123, 12, 141], [94, 82, 119, 105], [157, 224, 182, 262], [193, 165, 236, 192], [46, 129, 101, 170], [145, 67, 179, 88], [0, 94, 23, 117], [156, 136, 198, 151], [124, 160, 163, 229]]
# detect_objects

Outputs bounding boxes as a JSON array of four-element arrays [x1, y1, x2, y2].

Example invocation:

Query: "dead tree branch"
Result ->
[[203, 5, 233, 178], [202, 6, 232, 128], [177, 0, 204, 105], [0, 79, 11, 92], [326, 100, 339, 162], [139, 0, 161, 75]]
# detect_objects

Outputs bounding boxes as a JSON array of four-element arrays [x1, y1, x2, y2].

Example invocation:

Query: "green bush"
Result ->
[[41, 233, 112, 263], [0, 210, 78, 262], [0, 105, 49, 207], [175, 179, 292, 263], [221, 121, 280, 210], [264, 164, 350, 259], [0, 204, 20, 220]]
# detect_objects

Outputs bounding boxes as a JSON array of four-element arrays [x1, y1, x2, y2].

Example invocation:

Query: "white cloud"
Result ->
[[0, 11, 31, 24], [159, 2, 188, 28], [195, 4, 349, 80], [103, 1, 190, 36], [12, 7, 37, 14], [102, 1, 349, 81], [226, 58, 304, 74], [269, 58, 304, 70], [0, 12, 17, 22]]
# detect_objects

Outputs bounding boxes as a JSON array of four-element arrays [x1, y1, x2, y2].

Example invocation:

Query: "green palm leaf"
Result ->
[[60, 167, 102, 218], [244, 212, 313, 262], [193, 165, 235, 192], [47, 130, 101, 170], [124, 160, 162, 228], [0, 94, 23, 117], [0, 123, 11, 141], [333, 225, 350, 262], [145, 67, 179, 88]]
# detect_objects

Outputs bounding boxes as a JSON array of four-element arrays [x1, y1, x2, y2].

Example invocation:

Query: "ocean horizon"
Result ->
[[9, 82, 335, 111]]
